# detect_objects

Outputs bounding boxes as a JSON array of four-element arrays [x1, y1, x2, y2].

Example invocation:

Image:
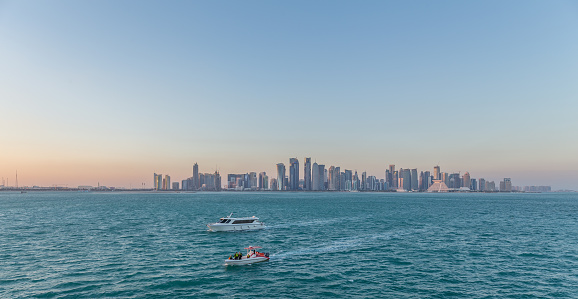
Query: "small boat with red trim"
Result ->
[[225, 246, 270, 266]]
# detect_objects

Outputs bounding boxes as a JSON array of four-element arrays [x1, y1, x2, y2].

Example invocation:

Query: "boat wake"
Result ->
[[267, 216, 363, 230], [270, 228, 424, 260]]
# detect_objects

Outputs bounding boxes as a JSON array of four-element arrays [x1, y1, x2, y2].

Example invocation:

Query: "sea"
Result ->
[[1, 191, 577, 298]]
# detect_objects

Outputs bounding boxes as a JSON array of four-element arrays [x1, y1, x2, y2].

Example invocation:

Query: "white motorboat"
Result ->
[[207, 213, 265, 232], [225, 246, 270, 266]]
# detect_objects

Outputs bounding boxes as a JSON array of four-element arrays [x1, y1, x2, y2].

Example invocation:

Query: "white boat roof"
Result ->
[[220, 216, 259, 220]]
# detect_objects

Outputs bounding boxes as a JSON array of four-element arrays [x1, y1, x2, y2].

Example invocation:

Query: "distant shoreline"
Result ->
[[0, 188, 573, 193]]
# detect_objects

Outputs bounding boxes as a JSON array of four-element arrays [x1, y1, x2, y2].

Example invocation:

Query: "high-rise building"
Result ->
[[334, 167, 340, 191], [162, 175, 170, 190], [500, 178, 512, 192], [361, 172, 367, 191], [304, 158, 311, 191], [270, 178, 278, 191], [289, 158, 299, 190], [215, 171, 221, 191], [172, 182, 179, 190], [344, 169, 353, 191], [449, 173, 461, 189], [328, 166, 336, 190], [154, 173, 162, 190], [385, 169, 391, 190], [401, 169, 411, 191], [470, 179, 477, 191], [249, 172, 257, 190], [328, 166, 341, 191], [193, 163, 199, 190], [486, 181, 496, 191], [312, 163, 319, 191], [424, 171, 431, 189], [419, 171, 425, 191], [388, 165, 395, 189], [433, 165, 440, 180], [258, 172, 268, 190], [318, 164, 326, 191], [276, 163, 286, 191], [411, 169, 418, 191], [479, 178, 486, 191], [462, 172, 471, 190], [442, 172, 449, 187]]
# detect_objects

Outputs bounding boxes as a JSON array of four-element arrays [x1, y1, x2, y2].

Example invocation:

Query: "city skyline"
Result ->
[[0, 155, 572, 191], [1, 1, 577, 190], [155, 159, 542, 192]]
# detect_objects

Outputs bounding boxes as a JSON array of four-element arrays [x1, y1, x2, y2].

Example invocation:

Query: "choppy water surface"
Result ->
[[1, 192, 577, 298]]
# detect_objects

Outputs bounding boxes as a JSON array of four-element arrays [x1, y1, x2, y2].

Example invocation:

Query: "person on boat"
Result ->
[[228, 255, 232, 260]]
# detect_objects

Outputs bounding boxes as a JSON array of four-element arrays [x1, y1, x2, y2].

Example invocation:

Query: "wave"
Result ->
[[271, 228, 424, 260]]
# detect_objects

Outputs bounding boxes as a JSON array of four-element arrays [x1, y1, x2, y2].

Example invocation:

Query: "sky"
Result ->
[[1, 1, 577, 189]]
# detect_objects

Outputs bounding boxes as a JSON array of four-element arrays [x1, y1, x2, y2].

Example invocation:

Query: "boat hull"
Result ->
[[207, 223, 265, 232], [224, 256, 269, 265]]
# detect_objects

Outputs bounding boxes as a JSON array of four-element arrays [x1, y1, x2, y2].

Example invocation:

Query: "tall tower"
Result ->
[[411, 169, 418, 191], [154, 173, 162, 190], [289, 158, 299, 190], [312, 162, 319, 191], [304, 158, 312, 191], [318, 164, 325, 191], [462, 172, 471, 189], [193, 163, 199, 190], [276, 163, 286, 191], [433, 165, 440, 180]]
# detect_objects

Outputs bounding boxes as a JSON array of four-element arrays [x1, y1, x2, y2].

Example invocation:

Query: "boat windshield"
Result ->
[[232, 219, 255, 224], [219, 219, 228, 223]]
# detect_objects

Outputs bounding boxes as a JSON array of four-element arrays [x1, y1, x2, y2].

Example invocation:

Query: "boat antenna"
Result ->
[[228, 212, 233, 218]]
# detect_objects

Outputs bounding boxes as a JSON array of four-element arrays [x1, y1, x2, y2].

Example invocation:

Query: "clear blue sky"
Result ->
[[1, 1, 577, 189]]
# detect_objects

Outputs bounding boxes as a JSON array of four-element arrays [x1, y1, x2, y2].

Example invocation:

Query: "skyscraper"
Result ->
[[193, 163, 199, 190], [318, 164, 325, 191], [401, 169, 411, 191], [276, 163, 286, 191], [388, 165, 395, 189], [289, 158, 299, 191], [163, 175, 170, 190], [500, 178, 512, 192], [424, 171, 431, 189], [361, 171, 367, 191], [249, 172, 257, 189], [442, 172, 449, 187], [462, 172, 471, 189], [449, 173, 461, 189], [154, 173, 162, 190], [344, 169, 353, 191], [433, 165, 440, 180], [411, 169, 418, 191], [258, 172, 268, 190], [334, 167, 340, 191], [304, 158, 312, 191], [312, 162, 319, 191], [479, 178, 486, 191], [328, 166, 341, 191], [385, 169, 391, 190]]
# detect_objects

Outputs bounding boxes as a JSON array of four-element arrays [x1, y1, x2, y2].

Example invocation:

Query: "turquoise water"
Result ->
[[1, 192, 577, 298]]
